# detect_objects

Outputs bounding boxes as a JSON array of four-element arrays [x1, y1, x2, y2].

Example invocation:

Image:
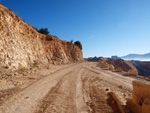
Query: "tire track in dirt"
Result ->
[[87, 65, 133, 90], [0, 63, 76, 108], [0, 87, 20, 106], [75, 69, 90, 113], [35, 72, 72, 113], [0, 64, 78, 113], [1, 62, 145, 113], [81, 68, 121, 113], [35, 67, 84, 113]]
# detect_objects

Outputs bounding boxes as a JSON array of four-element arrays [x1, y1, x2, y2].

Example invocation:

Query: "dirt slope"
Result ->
[[106, 59, 136, 72], [0, 62, 149, 113]]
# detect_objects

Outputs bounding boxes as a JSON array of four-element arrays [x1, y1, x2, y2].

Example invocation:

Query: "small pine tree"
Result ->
[[74, 41, 82, 50], [38, 28, 50, 35]]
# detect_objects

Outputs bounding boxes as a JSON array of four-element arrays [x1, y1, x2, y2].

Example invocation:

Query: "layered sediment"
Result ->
[[0, 5, 83, 69]]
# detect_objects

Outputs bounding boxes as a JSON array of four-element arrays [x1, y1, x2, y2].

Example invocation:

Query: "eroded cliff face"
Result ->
[[0, 5, 83, 69]]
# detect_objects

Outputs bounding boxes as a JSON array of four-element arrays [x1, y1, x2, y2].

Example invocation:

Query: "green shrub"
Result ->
[[74, 41, 82, 50], [38, 28, 50, 35]]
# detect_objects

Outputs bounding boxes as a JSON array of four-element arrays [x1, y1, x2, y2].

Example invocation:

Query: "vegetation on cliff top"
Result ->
[[37, 28, 50, 35], [74, 41, 82, 50]]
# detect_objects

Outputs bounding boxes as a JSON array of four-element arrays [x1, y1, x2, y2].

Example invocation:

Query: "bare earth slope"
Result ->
[[0, 62, 149, 113]]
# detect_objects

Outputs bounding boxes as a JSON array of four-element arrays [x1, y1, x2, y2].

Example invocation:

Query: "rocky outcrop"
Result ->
[[99, 60, 115, 71], [0, 5, 83, 69], [106, 59, 150, 77], [115, 67, 123, 72], [99, 60, 109, 68], [126, 81, 150, 113], [108, 81, 150, 113], [106, 59, 136, 72], [128, 69, 138, 76], [109, 64, 114, 70]]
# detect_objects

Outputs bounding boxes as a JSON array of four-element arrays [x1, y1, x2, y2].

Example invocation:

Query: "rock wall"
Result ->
[[0, 5, 83, 69], [126, 81, 150, 113], [132, 81, 150, 104], [128, 69, 138, 76]]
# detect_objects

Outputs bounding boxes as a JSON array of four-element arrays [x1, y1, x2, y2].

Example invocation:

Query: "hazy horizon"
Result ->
[[1, 0, 150, 58], [86, 52, 150, 58]]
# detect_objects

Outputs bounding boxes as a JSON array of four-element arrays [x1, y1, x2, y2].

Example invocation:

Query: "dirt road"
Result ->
[[0, 62, 149, 113]]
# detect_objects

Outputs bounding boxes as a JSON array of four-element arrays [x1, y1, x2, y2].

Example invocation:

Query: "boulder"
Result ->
[[99, 60, 109, 68], [132, 81, 150, 104], [109, 64, 114, 70], [115, 67, 123, 72], [128, 69, 138, 76], [126, 81, 150, 113]]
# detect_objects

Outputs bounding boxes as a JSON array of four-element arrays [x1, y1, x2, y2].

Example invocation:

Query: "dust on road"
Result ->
[[0, 62, 149, 113]]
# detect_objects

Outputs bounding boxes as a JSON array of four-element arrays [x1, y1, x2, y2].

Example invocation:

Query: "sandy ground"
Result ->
[[0, 62, 149, 113]]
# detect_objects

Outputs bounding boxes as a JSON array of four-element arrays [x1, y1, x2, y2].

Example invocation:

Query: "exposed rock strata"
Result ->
[[0, 5, 83, 69]]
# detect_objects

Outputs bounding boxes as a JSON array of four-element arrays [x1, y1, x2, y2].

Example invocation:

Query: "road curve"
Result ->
[[0, 62, 148, 113]]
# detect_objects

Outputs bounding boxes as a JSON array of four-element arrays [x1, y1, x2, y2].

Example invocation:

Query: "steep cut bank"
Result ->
[[0, 5, 83, 69]]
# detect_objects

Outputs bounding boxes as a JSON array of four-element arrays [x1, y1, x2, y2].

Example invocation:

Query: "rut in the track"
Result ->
[[35, 68, 81, 113], [35, 66, 123, 113], [0, 62, 138, 113], [0, 65, 75, 113], [82, 68, 121, 113]]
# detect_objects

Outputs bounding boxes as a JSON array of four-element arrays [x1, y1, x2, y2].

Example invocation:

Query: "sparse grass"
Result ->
[[18, 67, 28, 73], [32, 62, 39, 68]]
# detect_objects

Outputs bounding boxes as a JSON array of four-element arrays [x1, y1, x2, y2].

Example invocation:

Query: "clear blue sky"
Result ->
[[1, 0, 150, 58]]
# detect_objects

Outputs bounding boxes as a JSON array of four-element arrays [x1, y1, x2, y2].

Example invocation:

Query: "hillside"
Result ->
[[86, 56, 150, 77], [0, 5, 83, 70], [132, 61, 150, 77], [0, 4, 150, 113], [121, 53, 150, 61], [106, 59, 136, 72]]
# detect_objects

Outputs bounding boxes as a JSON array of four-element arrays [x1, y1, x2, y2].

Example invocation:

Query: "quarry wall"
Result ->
[[0, 5, 83, 69]]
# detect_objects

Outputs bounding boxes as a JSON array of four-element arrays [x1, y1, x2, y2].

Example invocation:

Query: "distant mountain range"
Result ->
[[121, 53, 150, 61], [85, 53, 150, 62]]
